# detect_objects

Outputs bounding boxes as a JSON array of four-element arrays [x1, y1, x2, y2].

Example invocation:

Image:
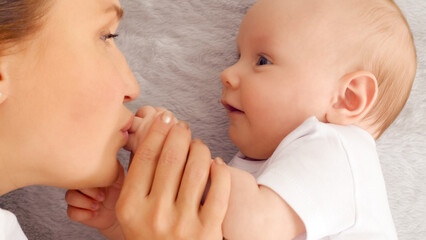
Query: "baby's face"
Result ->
[[221, 0, 345, 159]]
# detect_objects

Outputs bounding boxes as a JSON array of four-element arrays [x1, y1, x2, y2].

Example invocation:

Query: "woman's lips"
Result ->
[[121, 115, 135, 140]]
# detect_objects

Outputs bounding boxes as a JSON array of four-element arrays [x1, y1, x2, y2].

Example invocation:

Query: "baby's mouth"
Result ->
[[221, 100, 244, 114]]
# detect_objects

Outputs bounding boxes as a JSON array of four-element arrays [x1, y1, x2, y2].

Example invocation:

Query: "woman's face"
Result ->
[[2, 0, 139, 188]]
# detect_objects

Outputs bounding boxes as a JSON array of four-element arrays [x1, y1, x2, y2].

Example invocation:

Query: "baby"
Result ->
[[67, 0, 417, 239]]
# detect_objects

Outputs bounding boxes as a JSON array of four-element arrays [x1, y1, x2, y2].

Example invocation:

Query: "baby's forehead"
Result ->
[[250, 0, 362, 36], [245, 0, 406, 54], [253, 0, 377, 26]]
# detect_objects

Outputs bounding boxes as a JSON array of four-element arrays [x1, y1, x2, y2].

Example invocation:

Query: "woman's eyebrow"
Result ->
[[105, 4, 124, 21]]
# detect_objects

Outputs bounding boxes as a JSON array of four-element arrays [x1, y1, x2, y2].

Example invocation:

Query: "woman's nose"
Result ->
[[123, 71, 139, 103], [220, 64, 240, 89], [120, 56, 140, 103]]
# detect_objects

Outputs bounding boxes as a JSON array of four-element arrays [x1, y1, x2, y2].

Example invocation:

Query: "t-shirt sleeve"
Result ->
[[256, 119, 356, 240], [0, 208, 28, 240]]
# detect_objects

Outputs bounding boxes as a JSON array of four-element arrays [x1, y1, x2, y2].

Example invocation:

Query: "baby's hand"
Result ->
[[66, 164, 125, 240], [124, 106, 176, 154]]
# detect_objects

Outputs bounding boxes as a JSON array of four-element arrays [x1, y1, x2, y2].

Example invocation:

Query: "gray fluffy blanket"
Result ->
[[0, 0, 425, 239]]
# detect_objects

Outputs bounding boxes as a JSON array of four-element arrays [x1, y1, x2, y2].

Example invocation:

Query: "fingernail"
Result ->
[[161, 111, 173, 124], [215, 157, 225, 165], [177, 121, 189, 129]]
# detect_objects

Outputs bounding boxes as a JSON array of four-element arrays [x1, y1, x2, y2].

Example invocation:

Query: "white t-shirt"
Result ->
[[0, 208, 27, 240], [229, 117, 397, 240]]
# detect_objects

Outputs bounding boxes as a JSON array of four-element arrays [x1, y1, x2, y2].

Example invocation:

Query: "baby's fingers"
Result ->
[[135, 105, 157, 118], [125, 117, 145, 152]]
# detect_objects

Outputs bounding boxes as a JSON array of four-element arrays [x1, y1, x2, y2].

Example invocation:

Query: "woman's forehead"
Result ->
[[46, 0, 122, 21]]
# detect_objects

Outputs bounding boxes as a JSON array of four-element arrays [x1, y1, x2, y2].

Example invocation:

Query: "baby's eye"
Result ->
[[101, 33, 119, 41], [257, 55, 271, 66]]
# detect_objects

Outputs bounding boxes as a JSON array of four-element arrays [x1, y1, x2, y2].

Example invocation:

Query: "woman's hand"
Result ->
[[65, 105, 164, 240], [66, 164, 125, 240], [116, 111, 231, 240]]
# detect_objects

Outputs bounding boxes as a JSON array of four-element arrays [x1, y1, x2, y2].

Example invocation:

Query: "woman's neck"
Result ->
[[0, 156, 19, 196], [0, 142, 33, 196]]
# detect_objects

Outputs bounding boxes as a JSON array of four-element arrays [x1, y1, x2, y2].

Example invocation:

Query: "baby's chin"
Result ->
[[239, 148, 272, 161]]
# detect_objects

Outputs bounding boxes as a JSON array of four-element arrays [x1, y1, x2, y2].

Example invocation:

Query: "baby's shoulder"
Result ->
[[279, 117, 376, 157]]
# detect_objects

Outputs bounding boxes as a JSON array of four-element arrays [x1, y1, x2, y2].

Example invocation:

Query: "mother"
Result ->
[[0, 0, 230, 239]]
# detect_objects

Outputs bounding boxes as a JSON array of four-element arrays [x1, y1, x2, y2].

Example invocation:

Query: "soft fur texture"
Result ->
[[0, 0, 424, 239]]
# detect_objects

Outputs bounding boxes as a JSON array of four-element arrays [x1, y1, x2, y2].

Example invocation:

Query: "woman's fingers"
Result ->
[[66, 190, 99, 223], [150, 121, 192, 201], [117, 114, 231, 239], [176, 139, 212, 213], [65, 190, 100, 211], [67, 206, 95, 223], [75, 188, 105, 202], [101, 163, 125, 210], [200, 158, 231, 226], [122, 111, 176, 199]]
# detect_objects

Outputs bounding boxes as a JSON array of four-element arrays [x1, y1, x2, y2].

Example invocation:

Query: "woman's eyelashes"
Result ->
[[257, 55, 271, 66], [100, 32, 119, 42]]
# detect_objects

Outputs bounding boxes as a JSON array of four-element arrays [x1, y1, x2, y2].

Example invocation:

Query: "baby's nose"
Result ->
[[220, 65, 240, 89]]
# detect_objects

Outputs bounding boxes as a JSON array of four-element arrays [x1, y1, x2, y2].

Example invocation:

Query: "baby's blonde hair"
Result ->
[[357, 0, 417, 138]]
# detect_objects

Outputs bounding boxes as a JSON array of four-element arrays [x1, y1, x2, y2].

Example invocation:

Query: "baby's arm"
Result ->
[[222, 167, 305, 240]]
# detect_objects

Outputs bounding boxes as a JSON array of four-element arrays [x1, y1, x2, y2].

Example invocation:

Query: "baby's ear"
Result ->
[[326, 71, 378, 125]]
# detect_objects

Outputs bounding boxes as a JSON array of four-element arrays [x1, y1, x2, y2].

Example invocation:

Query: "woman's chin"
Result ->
[[84, 145, 123, 188], [101, 161, 121, 186], [91, 160, 121, 187], [68, 158, 121, 189]]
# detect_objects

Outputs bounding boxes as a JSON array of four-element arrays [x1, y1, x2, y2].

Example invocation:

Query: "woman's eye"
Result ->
[[257, 55, 271, 66], [101, 33, 119, 41]]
